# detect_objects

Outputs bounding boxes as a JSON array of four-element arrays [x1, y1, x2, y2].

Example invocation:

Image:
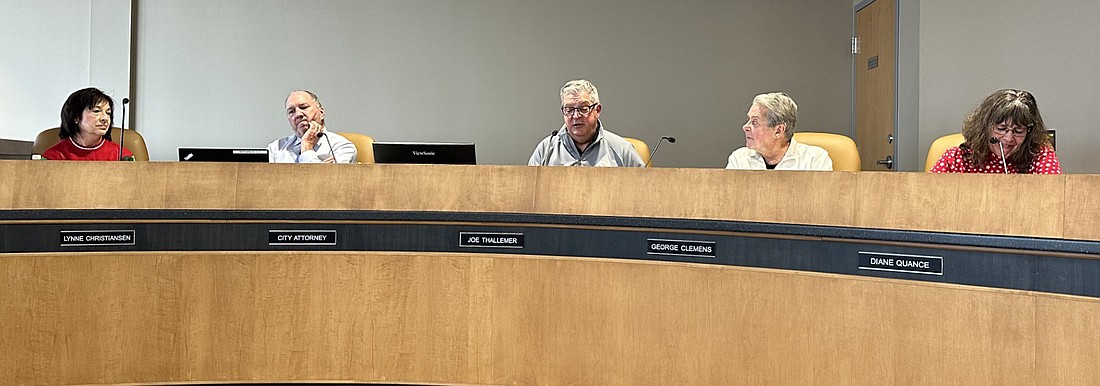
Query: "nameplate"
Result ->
[[647, 238, 716, 258], [858, 251, 943, 275], [269, 230, 337, 246], [60, 230, 136, 247], [460, 232, 524, 249]]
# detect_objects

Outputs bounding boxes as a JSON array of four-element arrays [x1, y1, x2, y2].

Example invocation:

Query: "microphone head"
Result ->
[[663, 136, 677, 143], [122, 97, 130, 104], [317, 132, 326, 138], [989, 137, 1000, 144]]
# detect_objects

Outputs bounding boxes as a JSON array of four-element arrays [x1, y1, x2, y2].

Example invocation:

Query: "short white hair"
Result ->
[[753, 92, 797, 141], [560, 79, 600, 104]]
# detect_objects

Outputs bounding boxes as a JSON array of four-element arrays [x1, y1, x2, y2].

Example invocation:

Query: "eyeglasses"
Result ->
[[562, 103, 598, 117], [993, 124, 1031, 138]]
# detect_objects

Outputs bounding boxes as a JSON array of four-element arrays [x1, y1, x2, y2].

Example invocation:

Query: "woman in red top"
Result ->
[[42, 88, 132, 161], [930, 89, 1060, 174]]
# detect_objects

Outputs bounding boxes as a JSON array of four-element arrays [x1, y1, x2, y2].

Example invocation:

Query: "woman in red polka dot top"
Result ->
[[930, 89, 1061, 174]]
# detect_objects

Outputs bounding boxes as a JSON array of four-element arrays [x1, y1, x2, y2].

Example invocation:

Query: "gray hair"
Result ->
[[753, 92, 797, 141], [560, 79, 600, 104], [287, 89, 323, 108]]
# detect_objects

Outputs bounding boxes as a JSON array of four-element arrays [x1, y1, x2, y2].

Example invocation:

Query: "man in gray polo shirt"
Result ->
[[528, 79, 644, 167]]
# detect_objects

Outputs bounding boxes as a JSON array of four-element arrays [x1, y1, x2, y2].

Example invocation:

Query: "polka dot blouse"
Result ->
[[930, 146, 1061, 174]]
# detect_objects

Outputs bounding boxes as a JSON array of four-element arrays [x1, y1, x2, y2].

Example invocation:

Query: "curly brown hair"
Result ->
[[960, 89, 1051, 173]]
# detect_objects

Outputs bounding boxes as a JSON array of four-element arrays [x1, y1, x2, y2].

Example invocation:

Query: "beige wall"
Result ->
[[0, 1, 93, 141], [133, 0, 855, 165], [9, 1, 1097, 172], [0, 0, 131, 142]]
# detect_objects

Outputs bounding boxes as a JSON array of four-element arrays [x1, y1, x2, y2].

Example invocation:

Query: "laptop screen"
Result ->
[[372, 142, 476, 165], [178, 147, 269, 162]]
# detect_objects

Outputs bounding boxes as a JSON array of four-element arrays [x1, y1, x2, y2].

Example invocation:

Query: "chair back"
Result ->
[[924, 133, 965, 172], [624, 137, 651, 167], [33, 127, 150, 161], [792, 132, 860, 171], [338, 132, 375, 164]]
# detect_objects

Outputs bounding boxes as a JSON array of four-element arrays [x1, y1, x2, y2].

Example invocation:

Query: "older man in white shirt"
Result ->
[[726, 92, 832, 170], [268, 90, 357, 163]]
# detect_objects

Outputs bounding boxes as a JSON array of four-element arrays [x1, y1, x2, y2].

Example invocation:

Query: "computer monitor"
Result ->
[[178, 147, 269, 162], [372, 142, 476, 165]]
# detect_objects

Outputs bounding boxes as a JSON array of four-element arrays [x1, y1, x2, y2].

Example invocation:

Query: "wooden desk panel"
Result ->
[[4, 251, 1096, 385], [0, 253, 185, 384], [3, 161, 1094, 240], [855, 172, 1065, 238], [1036, 295, 1100, 382], [493, 258, 1051, 385], [1064, 174, 1100, 241], [232, 163, 536, 213], [11, 161, 170, 209], [0, 252, 495, 385], [357, 164, 535, 213], [4, 162, 1099, 385], [232, 163, 369, 210], [532, 167, 857, 227], [0, 161, 14, 209], [164, 162, 243, 209]]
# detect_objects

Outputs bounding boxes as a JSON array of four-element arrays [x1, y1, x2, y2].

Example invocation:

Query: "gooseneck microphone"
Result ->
[[990, 137, 1008, 174], [117, 97, 130, 161], [645, 136, 676, 167], [317, 132, 338, 163], [542, 129, 559, 166]]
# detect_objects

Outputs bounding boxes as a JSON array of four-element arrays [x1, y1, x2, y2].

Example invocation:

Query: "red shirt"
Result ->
[[42, 138, 133, 161], [930, 146, 1061, 174]]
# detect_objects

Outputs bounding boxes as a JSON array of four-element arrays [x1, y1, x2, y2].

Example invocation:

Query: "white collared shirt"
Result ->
[[267, 131, 358, 163], [725, 138, 833, 171]]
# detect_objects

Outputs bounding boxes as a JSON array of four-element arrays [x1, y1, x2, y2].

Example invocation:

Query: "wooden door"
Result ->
[[855, 0, 897, 170]]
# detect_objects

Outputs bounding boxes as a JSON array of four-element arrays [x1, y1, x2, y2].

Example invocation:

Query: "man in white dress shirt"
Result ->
[[268, 90, 357, 163]]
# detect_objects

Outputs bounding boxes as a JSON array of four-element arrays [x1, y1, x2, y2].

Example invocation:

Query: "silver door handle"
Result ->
[[876, 155, 894, 169]]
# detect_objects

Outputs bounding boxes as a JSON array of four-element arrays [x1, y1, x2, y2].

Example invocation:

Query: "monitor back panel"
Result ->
[[372, 142, 475, 165]]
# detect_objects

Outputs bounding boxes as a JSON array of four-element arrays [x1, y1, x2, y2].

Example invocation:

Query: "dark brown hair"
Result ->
[[59, 87, 115, 141]]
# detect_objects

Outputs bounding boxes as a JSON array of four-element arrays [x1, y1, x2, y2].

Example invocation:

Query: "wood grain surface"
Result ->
[[3, 251, 1098, 385], [4, 161, 1085, 239]]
